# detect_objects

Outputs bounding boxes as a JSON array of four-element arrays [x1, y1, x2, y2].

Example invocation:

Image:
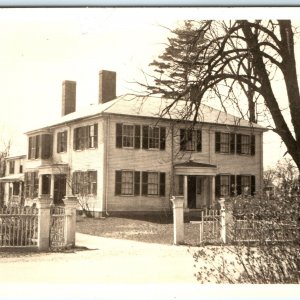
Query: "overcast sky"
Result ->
[[0, 7, 299, 168]]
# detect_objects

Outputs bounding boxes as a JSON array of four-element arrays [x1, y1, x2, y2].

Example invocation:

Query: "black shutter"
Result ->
[[57, 132, 61, 153], [236, 134, 242, 154], [35, 135, 40, 159], [115, 171, 122, 195], [178, 175, 184, 195], [180, 129, 185, 151], [84, 126, 89, 149], [142, 126, 149, 149], [160, 127, 166, 150], [230, 133, 235, 154], [64, 131, 68, 152], [134, 171, 140, 195], [28, 137, 32, 159], [251, 175, 256, 196], [94, 123, 98, 149], [159, 172, 166, 196], [73, 128, 78, 150], [251, 135, 255, 156], [116, 123, 123, 148], [215, 175, 221, 197], [196, 130, 202, 152], [230, 175, 236, 197], [142, 172, 148, 196], [134, 125, 141, 149], [215, 132, 220, 152], [236, 175, 242, 195], [41, 134, 52, 159]]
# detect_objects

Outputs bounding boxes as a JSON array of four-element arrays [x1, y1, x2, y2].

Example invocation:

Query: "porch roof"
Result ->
[[174, 161, 217, 176], [0, 174, 24, 182]]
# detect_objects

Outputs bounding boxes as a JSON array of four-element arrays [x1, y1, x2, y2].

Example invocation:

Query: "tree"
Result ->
[[0, 138, 11, 206], [142, 20, 300, 170]]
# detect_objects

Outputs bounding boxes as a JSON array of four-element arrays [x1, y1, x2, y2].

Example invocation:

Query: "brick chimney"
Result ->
[[99, 70, 116, 104], [62, 80, 76, 116]]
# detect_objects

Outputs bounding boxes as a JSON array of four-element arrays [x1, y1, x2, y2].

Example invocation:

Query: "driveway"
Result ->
[[0, 233, 197, 284]]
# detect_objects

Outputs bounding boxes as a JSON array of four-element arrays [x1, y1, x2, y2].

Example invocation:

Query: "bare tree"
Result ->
[[141, 20, 300, 170]]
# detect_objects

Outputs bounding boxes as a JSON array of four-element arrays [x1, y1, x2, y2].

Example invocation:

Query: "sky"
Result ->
[[0, 7, 299, 168]]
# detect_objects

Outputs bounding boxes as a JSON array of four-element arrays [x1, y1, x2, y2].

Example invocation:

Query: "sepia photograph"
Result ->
[[0, 6, 299, 299]]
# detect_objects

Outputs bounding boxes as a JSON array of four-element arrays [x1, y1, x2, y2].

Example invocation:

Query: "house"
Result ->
[[0, 155, 26, 206], [23, 70, 266, 217]]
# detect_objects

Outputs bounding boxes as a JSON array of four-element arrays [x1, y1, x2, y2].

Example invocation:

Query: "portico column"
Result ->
[[210, 175, 216, 207], [50, 174, 55, 200], [183, 175, 188, 209]]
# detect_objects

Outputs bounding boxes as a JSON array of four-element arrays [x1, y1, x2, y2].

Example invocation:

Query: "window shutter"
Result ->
[[116, 123, 123, 148], [41, 134, 52, 159], [84, 126, 89, 149], [236, 134, 242, 154], [251, 175, 256, 196], [230, 175, 236, 196], [236, 175, 242, 195], [196, 130, 202, 152], [57, 132, 61, 153], [134, 171, 140, 195], [178, 175, 184, 195], [64, 131, 68, 152], [94, 124, 98, 149], [230, 133, 235, 154], [115, 171, 122, 195], [215, 175, 220, 197], [180, 129, 185, 151], [142, 172, 148, 196], [142, 126, 149, 149], [251, 135, 255, 156], [159, 172, 166, 196], [134, 125, 141, 149], [24, 172, 29, 197], [215, 132, 220, 152], [28, 137, 32, 159], [73, 128, 78, 150], [35, 135, 40, 159], [160, 127, 166, 150]]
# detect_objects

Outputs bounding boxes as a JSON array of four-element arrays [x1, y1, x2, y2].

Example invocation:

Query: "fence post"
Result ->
[[170, 196, 184, 245], [219, 197, 226, 244], [63, 196, 78, 248], [37, 195, 52, 251]]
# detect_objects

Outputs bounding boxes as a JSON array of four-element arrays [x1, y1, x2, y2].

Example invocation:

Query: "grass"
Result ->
[[76, 214, 202, 246]]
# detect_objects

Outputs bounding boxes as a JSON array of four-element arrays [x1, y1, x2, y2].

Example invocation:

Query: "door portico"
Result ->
[[174, 161, 217, 209]]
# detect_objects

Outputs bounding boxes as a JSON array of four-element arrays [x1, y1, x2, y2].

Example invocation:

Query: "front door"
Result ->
[[188, 176, 197, 209], [53, 174, 66, 205]]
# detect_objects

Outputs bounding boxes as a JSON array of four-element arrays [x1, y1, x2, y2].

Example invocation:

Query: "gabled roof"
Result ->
[[25, 94, 265, 134], [175, 161, 217, 168]]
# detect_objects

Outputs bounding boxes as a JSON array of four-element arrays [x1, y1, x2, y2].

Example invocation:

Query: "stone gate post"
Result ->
[[219, 197, 226, 244], [64, 196, 78, 248], [37, 195, 52, 251], [170, 196, 184, 245]]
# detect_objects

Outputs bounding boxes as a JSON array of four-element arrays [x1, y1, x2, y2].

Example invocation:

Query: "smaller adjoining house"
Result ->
[[0, 155, 26, 206]]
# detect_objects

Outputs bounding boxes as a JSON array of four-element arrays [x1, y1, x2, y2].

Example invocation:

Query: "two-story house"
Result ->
[[23, 70, 266, 217], [0, 155, 25, 206]]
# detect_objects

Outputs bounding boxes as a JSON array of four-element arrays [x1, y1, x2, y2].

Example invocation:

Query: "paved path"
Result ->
[[0, 233, 197, 284]]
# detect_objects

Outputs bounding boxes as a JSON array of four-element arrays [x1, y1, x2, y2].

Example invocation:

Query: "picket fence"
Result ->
[[0, 197, 76, 250]]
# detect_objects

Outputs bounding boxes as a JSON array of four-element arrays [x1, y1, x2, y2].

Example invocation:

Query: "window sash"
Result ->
[[241, 135, 251, 155], [220, 175, 230, 197], [149, 127, 160, 149], [220, 133, 230, 153], [241, 175, 251, 195], [122, 125, 134, 148], [121, 171, 134, 195], [147, 172, 159, 195]]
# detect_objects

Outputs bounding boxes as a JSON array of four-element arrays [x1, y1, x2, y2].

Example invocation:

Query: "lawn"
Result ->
[[75, 214, 201, 246]]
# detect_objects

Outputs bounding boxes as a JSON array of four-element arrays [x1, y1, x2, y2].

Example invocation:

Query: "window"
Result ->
[[116, 124, 165, 150], [236, 175, 256, 196], [28, 134, 52, 159], [215, 132, 235, 154], [115, 170, 140, 196], [74, 124, 98, 150], [123, 125, 134, 148], [72, 171, 97, 196], [142, 171, 166, 196], [19, 165, 23, 173], [57, 131, 68, 153], [216, 174, 236, 197], [237, 134, 255, 156], [180, 129, 201, 152], [42, 174, 51, 195], [24, 172, 39, 198], [9, 161, 15, 174]]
